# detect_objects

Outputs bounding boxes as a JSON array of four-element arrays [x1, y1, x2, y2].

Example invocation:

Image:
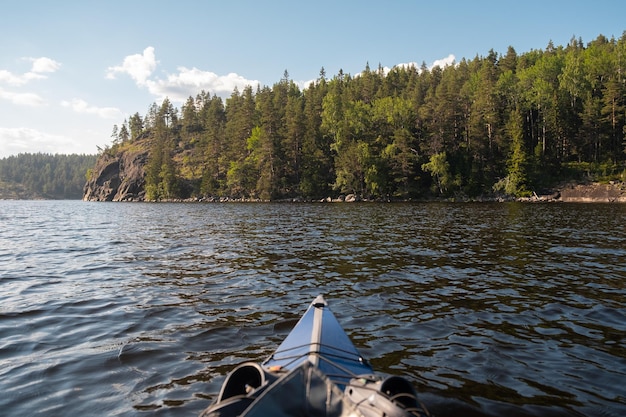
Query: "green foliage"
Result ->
[[561, 161, 626, 183], [0, 153, 97, 199], [501, 108, 530, 196], [92, 32, 626, 201], [421, 152, 458, 195]]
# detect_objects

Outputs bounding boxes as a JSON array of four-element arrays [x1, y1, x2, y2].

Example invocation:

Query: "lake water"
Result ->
[[1, 200, 625, 417]]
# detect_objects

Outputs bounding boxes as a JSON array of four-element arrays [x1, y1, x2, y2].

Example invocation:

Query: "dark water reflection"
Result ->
[[1, 201, 625, 416]]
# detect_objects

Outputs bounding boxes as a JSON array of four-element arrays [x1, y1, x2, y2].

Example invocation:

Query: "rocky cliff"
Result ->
[[83, 148, 148, 202]]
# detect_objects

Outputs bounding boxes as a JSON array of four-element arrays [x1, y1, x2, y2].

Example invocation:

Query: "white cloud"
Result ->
[[297, 78, 317, 91], [0, 69, 37, 86], [0, 57, 61, 86], [106, 46, 157, 86], [391, 54, 457, 74], [431, 54, 456, 69], [390, 63, 417, 73], [107, 47, 259, 102], [106, 47, 457, 102], [61, 98, 123, 119], [296, 55, 458, 92], [0, 127, 80, 157], [145, 67, 260, 102], [29, 57, 62, 74], [0, 87, 46, 106]]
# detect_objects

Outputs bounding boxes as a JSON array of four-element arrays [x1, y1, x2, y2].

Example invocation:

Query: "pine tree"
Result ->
[[504, 108, 529, 196]]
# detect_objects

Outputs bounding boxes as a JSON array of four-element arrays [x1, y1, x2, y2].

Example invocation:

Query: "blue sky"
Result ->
[[1, 0, 624, 158]]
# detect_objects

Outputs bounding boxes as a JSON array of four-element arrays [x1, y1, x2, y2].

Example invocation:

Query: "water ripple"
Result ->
[[0, 201, 625, 416]]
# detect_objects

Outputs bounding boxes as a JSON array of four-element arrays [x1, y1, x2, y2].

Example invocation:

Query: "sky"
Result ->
[[1, 0, 624, 158]]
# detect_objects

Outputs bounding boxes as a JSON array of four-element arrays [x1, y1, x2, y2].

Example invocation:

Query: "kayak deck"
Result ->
[[200, 295, 430, 417], [263, 295, 373, 386]]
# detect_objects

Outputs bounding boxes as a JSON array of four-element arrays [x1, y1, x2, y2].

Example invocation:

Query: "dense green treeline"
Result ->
[[108, 33, 626, 201], [0, 153, 97, 199]]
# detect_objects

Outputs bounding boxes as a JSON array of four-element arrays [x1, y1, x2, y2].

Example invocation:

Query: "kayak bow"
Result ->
[[200, 295, 430, 417], [263, 295, 373, 385]]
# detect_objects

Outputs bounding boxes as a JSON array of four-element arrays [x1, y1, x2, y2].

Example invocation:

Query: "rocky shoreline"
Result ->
[[545, 181, 626, 203], [81, 147, 626, 203], [5, 182, 623, 203], [82, 182, 625, 204]]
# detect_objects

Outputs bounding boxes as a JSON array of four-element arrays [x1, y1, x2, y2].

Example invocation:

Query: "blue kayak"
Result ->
[[200, 295, 430, 417]]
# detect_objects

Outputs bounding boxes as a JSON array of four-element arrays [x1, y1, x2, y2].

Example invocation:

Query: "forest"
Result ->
[[0, 153, 97, 199], [103, 33, 626, 201]]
